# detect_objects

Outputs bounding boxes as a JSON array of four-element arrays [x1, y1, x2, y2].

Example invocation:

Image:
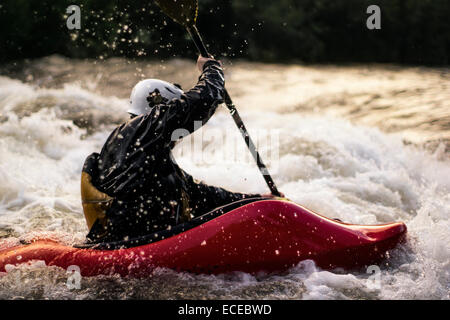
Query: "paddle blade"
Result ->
[[154, 0, 198, 27]]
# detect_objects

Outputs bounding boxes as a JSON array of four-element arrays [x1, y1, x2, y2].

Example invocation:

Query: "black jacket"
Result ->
[[83, 60, 259, 243]]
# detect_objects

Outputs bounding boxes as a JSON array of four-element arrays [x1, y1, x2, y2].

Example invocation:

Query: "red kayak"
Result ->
[[0, 199, 406, 277]]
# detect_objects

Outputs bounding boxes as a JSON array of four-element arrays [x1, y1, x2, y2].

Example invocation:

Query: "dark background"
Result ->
[[0, 0, 449, 65]]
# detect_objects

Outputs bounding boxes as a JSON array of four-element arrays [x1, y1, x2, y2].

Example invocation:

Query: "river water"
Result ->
[[0, 55, 448, 299]]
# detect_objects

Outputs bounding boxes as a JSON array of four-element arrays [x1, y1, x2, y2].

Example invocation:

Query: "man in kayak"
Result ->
[[81, 56, 278, 244]]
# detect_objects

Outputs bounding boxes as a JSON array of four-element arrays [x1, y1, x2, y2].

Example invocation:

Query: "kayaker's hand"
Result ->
[[262, 192, 285, 198], [197, 55, 220, 72]]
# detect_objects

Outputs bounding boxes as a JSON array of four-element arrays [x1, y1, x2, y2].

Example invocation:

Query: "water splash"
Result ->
[[0, 58, 448, 299]]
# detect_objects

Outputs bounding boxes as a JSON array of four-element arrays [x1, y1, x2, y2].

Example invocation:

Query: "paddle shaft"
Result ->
[[186, 26, 281, 196]]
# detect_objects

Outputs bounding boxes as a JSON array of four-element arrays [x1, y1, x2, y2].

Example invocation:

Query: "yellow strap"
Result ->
[[179, 189, 192, 223]]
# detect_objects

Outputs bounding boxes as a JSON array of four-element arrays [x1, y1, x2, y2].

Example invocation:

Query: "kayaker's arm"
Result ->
[[182, 171, 261, 217], [159, 59, 225, 145], [129, 59, 224, 150], [194, 182, 260, 209], [124, 58, 223, 153]]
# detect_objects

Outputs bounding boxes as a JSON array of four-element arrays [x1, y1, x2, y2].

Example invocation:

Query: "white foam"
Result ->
[[0, 76, 448, 299]]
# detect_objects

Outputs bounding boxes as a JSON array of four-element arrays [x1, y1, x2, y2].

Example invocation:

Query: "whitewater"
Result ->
[[0, 56, 448, 299]]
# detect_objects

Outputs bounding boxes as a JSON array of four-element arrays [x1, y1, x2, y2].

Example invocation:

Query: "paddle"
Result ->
[[155, 0, 281, 197]]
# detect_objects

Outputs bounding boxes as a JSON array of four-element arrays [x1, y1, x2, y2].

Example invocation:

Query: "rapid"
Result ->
[[0, 55, 448, 299]]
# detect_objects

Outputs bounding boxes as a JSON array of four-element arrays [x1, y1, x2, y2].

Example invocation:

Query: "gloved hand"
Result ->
[[262, 192, 285, 198], [197, 55, 220, 72]]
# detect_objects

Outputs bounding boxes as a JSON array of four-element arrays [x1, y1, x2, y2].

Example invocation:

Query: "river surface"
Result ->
[[0, 55, 448, 299]]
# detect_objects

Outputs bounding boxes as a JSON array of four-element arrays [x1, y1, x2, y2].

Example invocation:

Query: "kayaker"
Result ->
[[81, 56, 280, 244]]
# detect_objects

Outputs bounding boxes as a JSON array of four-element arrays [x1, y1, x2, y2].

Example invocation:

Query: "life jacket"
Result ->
[[80, 171, 113, 232]]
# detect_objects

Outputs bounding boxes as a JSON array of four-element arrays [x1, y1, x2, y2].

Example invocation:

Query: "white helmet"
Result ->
[[128, 79, 184, 116]]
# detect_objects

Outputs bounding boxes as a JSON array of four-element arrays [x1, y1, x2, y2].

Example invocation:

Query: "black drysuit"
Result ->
[[82, 60, 259, 243]]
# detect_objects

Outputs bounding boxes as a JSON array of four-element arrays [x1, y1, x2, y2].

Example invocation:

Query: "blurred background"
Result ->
[[1, 0, 449, 65]]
